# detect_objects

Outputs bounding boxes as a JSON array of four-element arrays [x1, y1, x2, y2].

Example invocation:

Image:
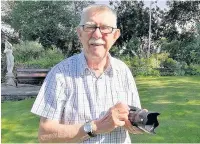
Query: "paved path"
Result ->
[[1, 83, 41, 101]]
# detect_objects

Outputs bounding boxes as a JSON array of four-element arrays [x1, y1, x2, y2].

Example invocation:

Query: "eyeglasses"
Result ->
[[80, 24, 117, 34]]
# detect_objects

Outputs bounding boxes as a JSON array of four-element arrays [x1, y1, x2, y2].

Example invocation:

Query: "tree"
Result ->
[[166, 1, 200, 25], [110, 1, 163, 58], [160, 1, 200, 64], [3, 1, 94, 56], [163, 0, 200, 41]]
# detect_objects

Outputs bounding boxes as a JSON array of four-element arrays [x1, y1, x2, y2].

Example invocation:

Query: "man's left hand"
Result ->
[[124, 118, 144, 134], [124, 108, 148, 134]]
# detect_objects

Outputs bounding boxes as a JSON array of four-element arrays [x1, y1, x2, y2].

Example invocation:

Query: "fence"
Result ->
[[130, 67, 200, 76]]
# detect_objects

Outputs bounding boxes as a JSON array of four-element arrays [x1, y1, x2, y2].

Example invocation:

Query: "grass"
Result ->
[[1, 98, 39, 143], [132, 76, 200, 143], [1, 76, 200, 143]]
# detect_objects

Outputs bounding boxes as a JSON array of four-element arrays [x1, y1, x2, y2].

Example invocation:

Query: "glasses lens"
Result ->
[[83, 25, 96, 32], [83, 25, 113, 34], [100, 26, 112, 34]]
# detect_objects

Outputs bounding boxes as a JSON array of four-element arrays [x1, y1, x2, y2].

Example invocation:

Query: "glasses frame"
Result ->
[[80, 24, 117, 34]]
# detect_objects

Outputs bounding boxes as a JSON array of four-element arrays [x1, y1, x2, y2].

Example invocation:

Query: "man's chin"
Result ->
[[83, 49, 107, 61], [90, 49, 106, 58], [89, 52, 107, 60], [91, 54, 103, 59]]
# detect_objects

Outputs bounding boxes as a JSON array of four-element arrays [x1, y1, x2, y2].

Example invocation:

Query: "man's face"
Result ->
[[77, 10, 120, 61]]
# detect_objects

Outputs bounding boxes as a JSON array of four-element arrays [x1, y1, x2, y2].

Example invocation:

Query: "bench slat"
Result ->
[[16, 69, 50, 72], [17, 73, 47, 77], [16, 68, 50, 86]]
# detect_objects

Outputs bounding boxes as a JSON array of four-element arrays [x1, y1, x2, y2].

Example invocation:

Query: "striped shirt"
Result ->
[[31, 51, 141, 143]]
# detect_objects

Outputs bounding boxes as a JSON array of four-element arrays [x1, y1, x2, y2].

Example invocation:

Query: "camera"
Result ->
[[128, 105, 160, 134]]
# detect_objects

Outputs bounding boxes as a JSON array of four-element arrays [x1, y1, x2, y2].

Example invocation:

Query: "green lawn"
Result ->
[[1, 98, 40, 143], [1, 76, 200, 143]]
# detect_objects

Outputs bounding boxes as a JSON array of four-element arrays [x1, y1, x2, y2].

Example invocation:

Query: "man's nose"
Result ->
[[92, 28, 102, 39]]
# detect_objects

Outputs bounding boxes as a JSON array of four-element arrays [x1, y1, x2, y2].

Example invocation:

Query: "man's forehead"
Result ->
[[83, 11, 116, 27], [84, 21, 113, 26]]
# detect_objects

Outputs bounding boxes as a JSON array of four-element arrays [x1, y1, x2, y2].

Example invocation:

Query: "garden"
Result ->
[[1, 1, 200, 143], [2, 76, 200, 143]]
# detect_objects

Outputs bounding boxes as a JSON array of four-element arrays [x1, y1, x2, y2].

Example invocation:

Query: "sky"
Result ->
[[95, 0, 167, 10], [144, 0, 167, 10]]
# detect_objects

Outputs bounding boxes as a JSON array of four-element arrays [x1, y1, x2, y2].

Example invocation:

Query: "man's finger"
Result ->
[[117, 120, 125, 127], [117, 113, 128, 121]]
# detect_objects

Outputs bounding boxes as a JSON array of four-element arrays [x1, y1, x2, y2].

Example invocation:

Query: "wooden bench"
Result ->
[[16, 68, 50, 86]]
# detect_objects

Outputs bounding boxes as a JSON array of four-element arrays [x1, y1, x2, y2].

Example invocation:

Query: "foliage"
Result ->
[[111, 0, 200, 61], [160, 26, 200, 65], [161, 39, 181, 60], [162, 1, 200, 41], [160, 58, 184, 76], [166, 1, 200, 26], [13, 41, 64, 68], [111, 1, 149, 44], [120, 51, 200, 76], [121, 37, 141, 57], [158, 58, 200, 76], [4, 1, 94, 56], [2, 0, 200, 75], [184, 64, 200, 76], [2, 77, 200, 143], [109, 45, 121, 57], [121, 54, 165, 76], [110, 0, 164, 58], [23, 48, 65, 68], [155, 1, 200, 64], [13, 41, 45, 63], [1, 52, 7, 83]]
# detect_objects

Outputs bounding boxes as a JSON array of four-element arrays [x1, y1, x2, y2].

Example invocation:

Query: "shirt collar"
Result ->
[[78, 51, 120, 77]]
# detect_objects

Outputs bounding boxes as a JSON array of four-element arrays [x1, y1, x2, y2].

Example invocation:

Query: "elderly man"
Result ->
[[31, 4, 143, 143]]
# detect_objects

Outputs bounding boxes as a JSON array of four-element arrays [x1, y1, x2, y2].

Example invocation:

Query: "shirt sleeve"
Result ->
[[31, 66, 67, 120], [125, 67, 141, 109]]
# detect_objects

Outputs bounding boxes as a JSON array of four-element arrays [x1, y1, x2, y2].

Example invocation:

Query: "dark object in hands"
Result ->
[[128, 105, 160, 134]]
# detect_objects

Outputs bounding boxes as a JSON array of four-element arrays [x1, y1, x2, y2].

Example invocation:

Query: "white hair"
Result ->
[[79, 4, 117, 28]]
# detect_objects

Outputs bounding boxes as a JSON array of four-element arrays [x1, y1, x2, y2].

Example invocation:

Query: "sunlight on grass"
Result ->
[[186, 100, 200, 105], [132, 76, 200, 143], [1, 121, 17, 129], [1, 99, 39, 143], [175, 110, 193, 116], [1, 76, 200, 143], [152, 100, 174, 104]]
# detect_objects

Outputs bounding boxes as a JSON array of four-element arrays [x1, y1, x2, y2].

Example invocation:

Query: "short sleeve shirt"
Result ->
[[31, 52, 141, 143]]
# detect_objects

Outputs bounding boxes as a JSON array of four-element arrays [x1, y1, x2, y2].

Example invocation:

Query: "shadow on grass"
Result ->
[[1, 98, 39, 143], [131, 76, 200, 143], [1, 77, 200, 143], [1, 127, 38, 143]]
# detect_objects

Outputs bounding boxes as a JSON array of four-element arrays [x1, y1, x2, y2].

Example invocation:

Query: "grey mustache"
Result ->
[[89, 39, 105, 45]]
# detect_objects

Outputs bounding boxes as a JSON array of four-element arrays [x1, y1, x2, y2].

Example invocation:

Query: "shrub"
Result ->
[[13, 41, 45, 63], [23, 48, 65, 68], [1, 53, 7, 83], [131, 66, 160, 77], [120, 53, 200, 76], [184, 64, 200, 76], [12, 41, 65, 69], [122, 55, 161, 77], [160, 58, 184, 76]]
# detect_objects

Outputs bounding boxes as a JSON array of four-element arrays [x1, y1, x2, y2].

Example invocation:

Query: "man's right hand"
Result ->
[[93, 102, 129, 134]]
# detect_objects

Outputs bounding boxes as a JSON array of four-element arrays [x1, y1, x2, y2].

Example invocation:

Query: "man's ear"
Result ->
[[76, 27, 82, 38], [113, 29, 120, 41]]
